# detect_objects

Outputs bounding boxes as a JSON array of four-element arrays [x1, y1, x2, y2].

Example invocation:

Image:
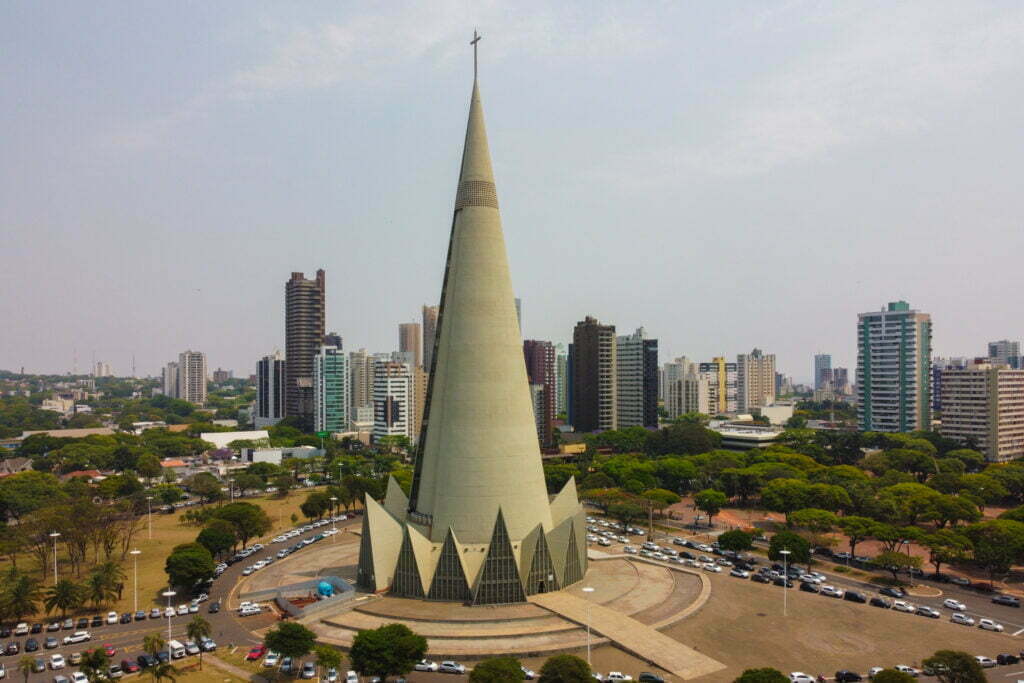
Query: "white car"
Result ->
[[790, 673, 815, 683], [262, 653, 280, 668], [106, 612, 118, 625], [702, 563, 722, 573], [978, 618, 1004, 632], [730, 569, 750, 578], [974, 656, 997, 669], [163, 607, 174, 618], [821, 585, 844, 598], [414, 661, 438, 672], [345, 671, 358, 683], [72, 673, 88, 683], [438, 661, 466, 674], [324, 668, 339, 683], [50, 655, 66, 670], [606, 673, 632, 681], [62, 632, 91, 645], [943, 598, 966, 611], [623, 546, 638, 555], [867, 668, 884, 679], [176, 604, 189, 616], [242, 567, 254, 576], [951, 612, 975, 626], [916, 606, 940, 619], [892, 600, 915, 613], [14, 624, 28, 636], [894, 666, 920, 677]]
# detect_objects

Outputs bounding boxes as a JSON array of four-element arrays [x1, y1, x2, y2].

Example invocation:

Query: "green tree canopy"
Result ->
[[875, 550, 922, 582], [538, 655, 592, 683], [871, 670, 917, 683], [165, 542, 215, 590], [210, 502, 271, 546], [733, 668, 788, 683], [348, 623, 427, 679], [693, 489, 728, 525], [768, 531, 810, 566], [264, 622, 318, 660], [469, 657, 524, 683], [922, 650, 986, 683], [717, 529, 754, 552]]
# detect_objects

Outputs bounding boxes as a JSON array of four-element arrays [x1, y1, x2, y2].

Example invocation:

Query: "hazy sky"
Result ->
[[3, 1, 1023, 383]]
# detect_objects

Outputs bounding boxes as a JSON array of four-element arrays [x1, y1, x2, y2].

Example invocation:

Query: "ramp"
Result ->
[[530, 591, 725, 680]]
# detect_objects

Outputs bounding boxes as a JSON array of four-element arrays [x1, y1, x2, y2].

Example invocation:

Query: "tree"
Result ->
[[641, 488, 681, 513], [836, 516, 876, 557], [313, 644, 343, 680], [608, 500, 645, 528], [963, 519, 1024, 581], [693, 489, 728, 526], [210, 502, 272, 547], [645, 422, 721, 456], [4, 571, 41, 620], [733, 668, 788, 683], [469, 657, 524, 683], [300, 491, 333, 520], [272, 473, 295, 495], [871, 670, 916, 683], [717, 530, 754, 552], [84, 570, 117, 609], [165, 542, 215, 590], [538, 655, 592, 683], [79, 647, 110, 683], [185, 472, 224, 504], [196, 520, 236, 559], [136, 453, 162, 482], [150, 662, 178, 683], [264, 622, 318, 660], [922, 650, 986, 683], [233, 472, 264, 495], [44, 579, 84, 617], [348, 623, 426, 679], [186, 615, 211, 669], [921, 530, 972, 576], [768, 531, 810, 567], [789, 508, 838, 534], [875, 550, 922, 583], [143, 633, 165, 657], [17, 655, 35, 683], [759, 479, 812, 521]]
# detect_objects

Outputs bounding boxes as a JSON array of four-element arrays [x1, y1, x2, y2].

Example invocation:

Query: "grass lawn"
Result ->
[[8, 488, 355, 621]]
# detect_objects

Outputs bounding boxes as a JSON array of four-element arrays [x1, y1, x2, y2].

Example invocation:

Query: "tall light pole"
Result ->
[[130, 550, 142, 614], [49, 532, 61, 584], [780, 549, 791, 618], [146, 496, 154, 540], [162, 589, 176, 662], [330, 497, 338, 542], [582, 586, 595, 669]]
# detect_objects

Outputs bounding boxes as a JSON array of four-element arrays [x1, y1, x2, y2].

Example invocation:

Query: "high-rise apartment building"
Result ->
[[323, 332, 343, 350], [93, 362, 111, 378], [348, 349, 373, 418], [814, 354, 832, 391], [699, 357, 737, 414], [939, 362, 1024, 462], [616, 328, 658, 428], [212, 368, 232, 383], [857, 300, 932, 432], [571, 316, 617, 432], [832, 368, 850, 394], [177, 350, 207, 405], [555, 344, 568, 417], [932, 357, 968, 413], [523, 340, 556, 446], [422, 305, 439, 371], [989, 340, 1021, 366], [285, 270, 325, 424], [162, 362, 179, 398], [372, 361, 414, 443], [255, 351, 286, 428], [664, 357, 709, 418], [399, 322, 422, 369], [313, 346, 350, 434], [737, 348, 776, 411]]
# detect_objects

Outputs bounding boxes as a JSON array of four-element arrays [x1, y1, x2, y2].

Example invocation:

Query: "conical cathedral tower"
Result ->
[[356, 51, 586, 605]]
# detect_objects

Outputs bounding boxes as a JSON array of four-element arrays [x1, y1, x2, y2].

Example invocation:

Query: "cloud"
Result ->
[[678, 0, 1024, 176]]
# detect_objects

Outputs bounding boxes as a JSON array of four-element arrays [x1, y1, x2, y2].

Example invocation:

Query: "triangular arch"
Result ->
[[427, 528, 471, 602], [562, 521, 583, 587], [525, 527, 559, 595], [392, 527, 424, 598], [472, 509, 526, 605]]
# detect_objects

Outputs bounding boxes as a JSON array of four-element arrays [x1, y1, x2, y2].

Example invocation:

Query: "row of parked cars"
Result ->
[[790, 652, 1024, 682], [271, 516, 349, 544]]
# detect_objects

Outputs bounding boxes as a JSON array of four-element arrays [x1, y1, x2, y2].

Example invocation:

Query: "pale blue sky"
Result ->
[[3, 1, 1022, 382]]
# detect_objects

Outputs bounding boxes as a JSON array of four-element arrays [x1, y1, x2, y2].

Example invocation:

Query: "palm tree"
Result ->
[[44, 579, 84, 618], [6, 573, 42, 621], [92, 561, 126, 593], [185, 615, 211, 670], [143, 633, 165, 657], [79, 648, 110, 683], [18, 655, 36, 683], [84, 571, 116, 609], [151, 662, 177, 683]]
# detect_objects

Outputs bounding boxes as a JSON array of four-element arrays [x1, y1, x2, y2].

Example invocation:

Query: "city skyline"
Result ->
[[4, 2, 1024, 381]]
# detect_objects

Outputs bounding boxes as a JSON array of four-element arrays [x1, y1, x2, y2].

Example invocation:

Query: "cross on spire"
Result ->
[[471, 30, 482, 79]]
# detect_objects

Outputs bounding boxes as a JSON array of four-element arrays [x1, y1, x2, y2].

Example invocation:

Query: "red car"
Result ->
[[245, 645, 267, 661], [120, 659, 141, 674], [103, 644, 117, 657]]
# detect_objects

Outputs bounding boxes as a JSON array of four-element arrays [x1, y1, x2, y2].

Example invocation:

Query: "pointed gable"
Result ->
[[427, 528, 471, 602], [472, 509, 526, 605]]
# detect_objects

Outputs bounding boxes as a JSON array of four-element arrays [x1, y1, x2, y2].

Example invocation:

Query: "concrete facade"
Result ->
[[285, 270, 326, 423], [939, 362, 1024, 462], [572, 316, 617, 433], [736, 348, 775, 411]]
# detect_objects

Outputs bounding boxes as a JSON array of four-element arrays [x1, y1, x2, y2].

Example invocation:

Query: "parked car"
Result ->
[[974, 656, 997, 668], [821, 585, 844, 598], [149, 608, 161, 619], [44, 637, 58, 649], [105, 612, 117, 625], [943, 598, 967, 611], [843, 591, 867, 604], [62, 632, 91, 646], [89, 616, 102, 628], [108, 664, 122, 679], [25, 638, 39, 652], [729, 569, 750, 579], [993, 595, 1021, 608], [637, 675, 664, 683], [773, 578, 794, 588], [835, 671, 861, 682], [799, 582, 820, 594], [133, 612, 146, 622], [892, 600, 915, 613], [997, 654, 1021, 665], [414, 661, 439, 672], [262, 652, 281, 668], [280, 657, 294, 675], [439, 661, 466, 674], [49, 655, 65, 670], [893, 666, 920, 677], [879, 587, 905, 598], [789, 673, 815, 683], [979, 618, 1005, 632], [69, 653, 82, 666], [606, 674, 632, 682], [301, 661, 317, 679], [136, 654, 157, 669], [120, 660, 141, 674], [869, 597, 892, 609], [916, 606, 941, 619], [951, 613, 975, 626], [245, 645, 267, 662]]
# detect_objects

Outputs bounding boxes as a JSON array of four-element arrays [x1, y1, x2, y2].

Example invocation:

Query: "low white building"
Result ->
[[201, 430, 270, 450], [246, 445, 324, 465], [759, 403, 795, 426]]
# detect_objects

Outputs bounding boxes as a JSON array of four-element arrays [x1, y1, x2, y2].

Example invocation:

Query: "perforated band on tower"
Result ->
[[455, 180, 498, 210]]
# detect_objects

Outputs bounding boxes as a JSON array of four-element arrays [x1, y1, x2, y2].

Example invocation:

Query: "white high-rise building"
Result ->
[[814, 354, 832, 391], [699, 357, 738, 414], [162, 362, 179, 398], [372, 361, 415, 443], [665, 363, 710, 418], [615, 327, 658, 428], [857, 301, 931, 432], [349, 349, 374, 417], [177, 351, 207, 405], [555, 344, 568, 417], [314, 346, 350, 434], [737, 348, 776, 411], [940, 362, 1024, 462], [93, 362, 112, 378], [989, 340, 1021, 366]]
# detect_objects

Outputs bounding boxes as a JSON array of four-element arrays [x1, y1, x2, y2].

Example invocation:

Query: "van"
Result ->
[[167, 641, 186, 660]]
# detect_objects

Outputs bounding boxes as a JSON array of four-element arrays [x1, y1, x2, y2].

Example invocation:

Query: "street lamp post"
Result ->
[[330, 497, 338, 542], [780, 549, 791, 618], [49, 532, 61, 584], [130, 550, 142, 614], [146, 496, 154, 540], [582, 586, 595, 669], [162, 589, 176, 662]]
